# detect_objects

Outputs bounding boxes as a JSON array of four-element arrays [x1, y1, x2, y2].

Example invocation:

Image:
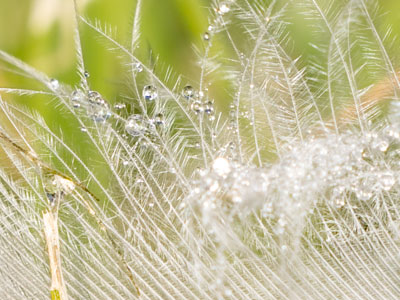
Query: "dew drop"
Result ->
[[87, 91, 111, 122], [80, 127, 87, 132], [204, 101, 215, 120], [153, 113, 165, 126], [378, 139, 389, 152], [182, 85, 195, 100], [191, 100, 203, 114], [332, 196, 345, 208], [122, 161, 129, 166], [49, 78, 59, 90], [143, 85, 158, 101], [134, 62, 143, 73], [204, 101, 214, 114], [212, 157, 231, 177], [84, 71, 90, 78], [379, 172, 395, 191], [217, 2, 230, 15], [125, 114, 148, 137], [71, 90, 84, 108], [114, 103, 126, 110], [203, 32, 210, 41]]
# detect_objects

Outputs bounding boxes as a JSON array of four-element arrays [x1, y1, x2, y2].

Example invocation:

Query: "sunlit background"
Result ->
[[1, 0, 400, 109]]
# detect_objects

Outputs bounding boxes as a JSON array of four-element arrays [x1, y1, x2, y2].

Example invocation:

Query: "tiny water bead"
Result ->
[[379, 172, 395, 191], [87, 90, 111, 122], [134, 62, 143, 73], [153, 113, 164, 126], [216, 2, 230, 15], [114, 103, 126, 110], [143, 85, 158, 101], [84, 71, 90, 78], [204, 101, 213, 113], [71, 90, 85, 108], [182, 85, 195, 100], [125, 114, 148, 137], [191, 100, 203, 115], [49, 78, 59, 90], [203, 32, 210, 41]]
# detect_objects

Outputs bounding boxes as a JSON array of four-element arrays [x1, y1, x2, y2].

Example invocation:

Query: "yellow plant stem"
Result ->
[[43, 210, 68, 300]]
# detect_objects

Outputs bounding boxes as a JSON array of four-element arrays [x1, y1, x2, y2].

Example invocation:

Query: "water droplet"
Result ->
[[203, 32, 210, 41], [224, 289, 233, 297], [191, 100, 203, 114], [71, 90, 84, 108], [378, 139, 389, 152], [153, 113, 164, 126], [379, 172, 395, 191], [44, 175, 75, 207], [125, 114, 148, 137], [204, 101, 215, 120], [143, 85, 158, 101], [249, 84, 254, 89], [204, 101, 214, 114], [80, 127, 87, 132], [49, 78, 59, 90], [114, 103, 126, 110], [182, 85, 195, 100], [134, 62, 143, 73], [212, 157, 231, 177], [84, 71, 90, 78], [122, 161, 129, 166], [87, 91, 111, 122], [208, 25, 214, 32], [332, 196, 345, 208], [217, 2, 230, 15]]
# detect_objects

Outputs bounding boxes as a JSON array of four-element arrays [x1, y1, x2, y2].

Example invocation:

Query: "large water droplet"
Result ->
[[87, 91, 111, 122], [44, 174, 75, 208], [143, 85, 158, 101], [182, 85, 195, 100], [125, 114, 148, 137]]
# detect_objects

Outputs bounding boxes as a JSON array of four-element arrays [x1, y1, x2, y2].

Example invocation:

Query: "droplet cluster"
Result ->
[[125, 113, 165, 137], [87, 91, 112, 122], [69, 89, 111, 122], [182, 85, 215, 121], [188, 126, 400, 247]]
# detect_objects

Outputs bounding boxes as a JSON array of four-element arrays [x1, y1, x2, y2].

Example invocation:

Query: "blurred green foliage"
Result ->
[[0, 0, 400, 169]]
